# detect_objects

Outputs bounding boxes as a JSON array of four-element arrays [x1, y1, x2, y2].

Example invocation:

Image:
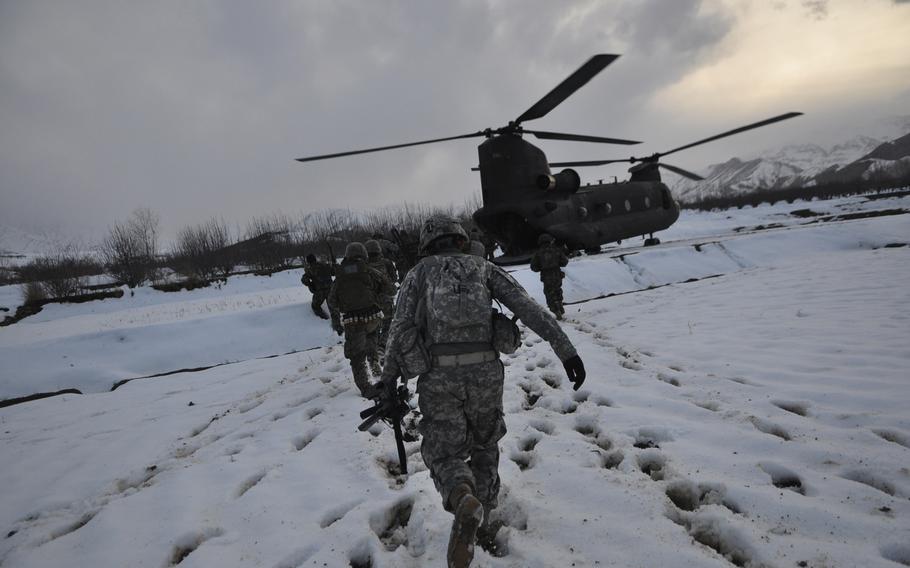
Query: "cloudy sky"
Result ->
[[2, 0, 909, 242]]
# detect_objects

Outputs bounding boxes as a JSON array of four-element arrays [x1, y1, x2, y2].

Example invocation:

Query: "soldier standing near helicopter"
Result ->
[[377, 217, 585, 568], [530, 233, 569, 320], [301, 253, 334, 319], [328, 242, 395, 397]]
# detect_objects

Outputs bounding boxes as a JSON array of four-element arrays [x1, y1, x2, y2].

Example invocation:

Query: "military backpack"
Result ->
[[333, 260, 378, 314]]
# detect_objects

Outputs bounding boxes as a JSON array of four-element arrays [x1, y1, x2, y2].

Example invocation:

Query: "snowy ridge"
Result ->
[[673, 125, 910, 202], [1, 194, 909, 567]]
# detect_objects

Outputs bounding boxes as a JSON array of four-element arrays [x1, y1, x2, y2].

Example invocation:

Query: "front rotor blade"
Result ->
[[659, 112, 803, 158], [296, 131, 485, 163], [527, 130, 640, 145], [548, 158, 632, 168], [659, 163, 703, 181], [514, 54, 619, 124]]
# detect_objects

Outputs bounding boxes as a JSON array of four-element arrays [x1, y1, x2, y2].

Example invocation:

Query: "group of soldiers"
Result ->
[[299, 222, 580, 568]]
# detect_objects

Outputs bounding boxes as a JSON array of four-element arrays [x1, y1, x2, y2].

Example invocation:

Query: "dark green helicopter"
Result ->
[[296, 54, 801, 259]]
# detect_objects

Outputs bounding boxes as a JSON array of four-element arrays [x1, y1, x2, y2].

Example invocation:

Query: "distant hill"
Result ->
[[673, 125, 910, 203], [0, 226, 75, 257]]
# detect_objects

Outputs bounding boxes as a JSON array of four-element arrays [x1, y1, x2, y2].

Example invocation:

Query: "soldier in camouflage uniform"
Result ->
[[530, 233, 569, 320], [378, 217, 586, 568], [301, 253, 335, 319], [328, 243, 395, 398], [395, 229, 420, 281], [364, 239, 398, 372]]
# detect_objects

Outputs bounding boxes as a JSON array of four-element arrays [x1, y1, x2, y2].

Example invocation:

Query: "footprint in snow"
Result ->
[[369, 496, 415, 552], [305, 406, 324, 420], [166, 527, 225, 566], [657, 372, 681, 387], [760, 462, 806, 495], [529, 418, 556, 435], [320, 499, 364, 528], [749, 416, 792, 441], [292, 429, 319, 451], [665, 480, 741, 514], [872, 428, 910, 449], [637, 449, 669, 481], [772, 400, 810, 417], [840, 468, 897, 497]]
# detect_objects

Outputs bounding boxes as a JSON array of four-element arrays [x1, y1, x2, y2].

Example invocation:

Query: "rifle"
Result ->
[[358, 377, 411, 475]]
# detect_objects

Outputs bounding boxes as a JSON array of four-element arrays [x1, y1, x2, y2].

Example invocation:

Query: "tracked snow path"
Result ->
[[1, 196, 909, 567]]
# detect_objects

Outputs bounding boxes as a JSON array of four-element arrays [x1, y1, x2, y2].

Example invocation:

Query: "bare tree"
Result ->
[[99, 208, 160, 287]]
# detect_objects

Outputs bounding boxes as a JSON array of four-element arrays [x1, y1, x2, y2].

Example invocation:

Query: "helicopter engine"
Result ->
[[537, 168, 580, 192]]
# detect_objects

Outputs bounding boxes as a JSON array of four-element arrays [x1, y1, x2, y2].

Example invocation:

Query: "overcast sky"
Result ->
[[2, 0, 909, 242]]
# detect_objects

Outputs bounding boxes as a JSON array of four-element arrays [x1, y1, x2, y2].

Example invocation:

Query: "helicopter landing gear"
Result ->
[[643, 234, 660, 247], [584, 247, 602, 255]]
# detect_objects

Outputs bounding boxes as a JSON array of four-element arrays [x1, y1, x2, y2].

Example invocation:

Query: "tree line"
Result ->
[[4, 197, 481, 306]]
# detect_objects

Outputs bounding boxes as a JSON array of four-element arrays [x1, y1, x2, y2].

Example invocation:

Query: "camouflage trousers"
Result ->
[[374, 299, 395, 358], [541, 270, 565, 317], [417, 359, 506, 514], [311, 288, 330, 318], [343, 319, 380, 396]]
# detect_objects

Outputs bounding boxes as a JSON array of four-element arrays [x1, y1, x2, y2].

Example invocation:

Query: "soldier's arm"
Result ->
[[489, 266, 577, 361], [381, 268, 422, 379], [530, 253, 541, 272], [559, 251, 569, 268]]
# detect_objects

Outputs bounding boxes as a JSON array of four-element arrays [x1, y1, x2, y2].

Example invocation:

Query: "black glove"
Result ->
[[563, 355, 586, 390], [331, 320, 343, 336]]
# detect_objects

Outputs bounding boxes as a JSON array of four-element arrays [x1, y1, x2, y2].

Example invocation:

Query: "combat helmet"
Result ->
[[538, 233, 555, 245], [364, 239, 382, 255], [419, 216, 468, 253], [344, 242, 368, 260]]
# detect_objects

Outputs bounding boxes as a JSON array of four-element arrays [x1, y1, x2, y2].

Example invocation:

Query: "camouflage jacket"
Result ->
[[384, 252, 577, 375], [530, 245, 568, 274], [368, 257, 398, 294], [301, 261, 335, 291]]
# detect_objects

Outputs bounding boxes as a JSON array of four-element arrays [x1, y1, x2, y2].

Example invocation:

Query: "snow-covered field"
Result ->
[[1, 194, 908, 567]]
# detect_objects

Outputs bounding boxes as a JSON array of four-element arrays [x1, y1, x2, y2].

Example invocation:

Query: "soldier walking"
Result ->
[[300, 253, 334, 319], [379, 217, 586, 568], [328, 243, 395, 398], [364, 239, 398, 372], [530, 233, 569, 320]]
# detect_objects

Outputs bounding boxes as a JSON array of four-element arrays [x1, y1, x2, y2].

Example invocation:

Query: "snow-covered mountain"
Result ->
[[673, 124, 910, 203]]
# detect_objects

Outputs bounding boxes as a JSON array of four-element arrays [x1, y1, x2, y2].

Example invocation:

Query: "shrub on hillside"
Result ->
[[99, 208, 160, 288]]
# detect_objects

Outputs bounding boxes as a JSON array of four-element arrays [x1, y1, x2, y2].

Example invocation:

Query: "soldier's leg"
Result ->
[[417, 369, 475, 512], [542, 278, 560, 315], [311, 289, 329, 319], [364, 319, 382, 377], [464, 360, 507, 512], [343, 325, 373, 396]]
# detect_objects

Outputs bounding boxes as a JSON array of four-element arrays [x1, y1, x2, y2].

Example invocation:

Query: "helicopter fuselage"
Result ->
[[472, 134, 680, 253]]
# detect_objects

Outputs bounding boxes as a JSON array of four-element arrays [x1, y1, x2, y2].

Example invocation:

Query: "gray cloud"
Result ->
[[0, 0, 905, 242]]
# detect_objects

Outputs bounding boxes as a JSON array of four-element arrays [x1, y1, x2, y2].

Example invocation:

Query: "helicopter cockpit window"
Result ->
[[624, 199, 631, 212], [604, 203, 612, 215], [644, 196, 651, 208]]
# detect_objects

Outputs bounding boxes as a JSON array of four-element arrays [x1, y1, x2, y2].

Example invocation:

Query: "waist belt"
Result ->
[[432, 350, 498, 368], [341, 309, 384, 326]]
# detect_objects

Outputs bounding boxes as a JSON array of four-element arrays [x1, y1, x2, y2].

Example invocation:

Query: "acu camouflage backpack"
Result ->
[[416, 255, 494, 347]]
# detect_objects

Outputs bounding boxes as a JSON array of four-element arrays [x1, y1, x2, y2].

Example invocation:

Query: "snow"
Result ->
[[1, 194, 909, 567]]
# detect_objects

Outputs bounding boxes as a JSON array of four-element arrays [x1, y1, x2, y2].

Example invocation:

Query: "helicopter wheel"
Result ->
[[584, 247, 602, 255], [644, 237, 660, 247]]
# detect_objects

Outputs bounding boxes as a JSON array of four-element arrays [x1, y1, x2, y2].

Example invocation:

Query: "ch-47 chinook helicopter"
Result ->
[[296, 54, 801, 260]]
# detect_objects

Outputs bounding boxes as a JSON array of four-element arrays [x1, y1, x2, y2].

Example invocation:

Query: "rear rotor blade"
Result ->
[[296, 131, 485, 163], [659, 162, 703, 181], [527, 129, 640, 145], [659, 112, 803, 158], [514, 54, 619, 124], [548, 158, 633, 168]]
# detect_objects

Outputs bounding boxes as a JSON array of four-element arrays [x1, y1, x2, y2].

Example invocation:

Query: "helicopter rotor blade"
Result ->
[[513, 54, 619, 125], [658, 162, 703, 181], [547, 158, 633, 168], [659, 112, 803, 158], [526, 129, 640, 145], [295, 131, 486, 163]]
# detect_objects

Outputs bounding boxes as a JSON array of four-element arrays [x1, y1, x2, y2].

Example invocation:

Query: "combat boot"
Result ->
[[447, 484, 484, 568]]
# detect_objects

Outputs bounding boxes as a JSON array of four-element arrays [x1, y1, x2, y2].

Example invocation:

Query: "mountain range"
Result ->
[[672, 119, 910, 203]]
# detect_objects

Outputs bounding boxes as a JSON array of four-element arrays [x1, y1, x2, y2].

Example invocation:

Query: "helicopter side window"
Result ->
[[624, 199, 631, 212], [661, 187, 672, 209], [644, 196, 651, 209]]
